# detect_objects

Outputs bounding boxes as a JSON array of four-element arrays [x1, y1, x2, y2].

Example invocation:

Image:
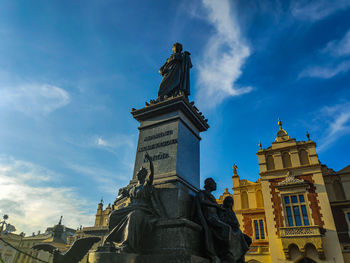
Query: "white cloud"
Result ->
[[66, 162, 129, 195], [194, 0, 252, 108], [291, 0, 350, 22], [322, 30, 350, 57], [97, 137, 108, 146], [316, 102, 350, 151], [94, 135, 135, 150], [299, 60, 350, 79], [0, 84, 70, 115], [299, 29, 350, 79], [0, 156, 94, 235]]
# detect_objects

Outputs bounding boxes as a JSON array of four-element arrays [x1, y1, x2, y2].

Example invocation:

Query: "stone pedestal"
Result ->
[[88, 252, 209, 263], [128, 96, 209, 219], [89, 219, 210, 263], [101, 96, 210, 263], [131, 96, 208, 187]]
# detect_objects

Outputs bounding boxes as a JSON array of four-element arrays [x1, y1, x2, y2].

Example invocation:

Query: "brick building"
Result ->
[[218, 120, 349, 263]]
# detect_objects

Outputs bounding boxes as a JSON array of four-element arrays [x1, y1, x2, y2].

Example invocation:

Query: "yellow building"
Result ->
[[219, 120, 348, 263], [0, 233, 22, 262], [0, 217, 76, 263], [66, 200, 111, 263]]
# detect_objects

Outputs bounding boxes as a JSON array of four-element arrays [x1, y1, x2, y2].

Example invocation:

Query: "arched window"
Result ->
[[241, 191, 249, 209], [256, 190, 264, 207], [282, 152, 292, 168], [299, 149, 310, 165], [266, 155, 275, 170]]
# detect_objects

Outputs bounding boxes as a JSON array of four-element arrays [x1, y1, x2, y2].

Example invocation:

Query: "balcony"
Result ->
[[280, 225, 322, 237], [279, 226, 325, 260]]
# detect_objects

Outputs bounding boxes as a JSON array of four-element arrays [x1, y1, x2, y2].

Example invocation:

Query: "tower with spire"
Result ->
[[254, 118, 343, 261]]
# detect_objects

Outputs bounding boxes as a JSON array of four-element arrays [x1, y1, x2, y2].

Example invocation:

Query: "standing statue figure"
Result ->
[[105, 153, 166, 253], [194, 178, 251, 263], [157, 42, 192, 100]]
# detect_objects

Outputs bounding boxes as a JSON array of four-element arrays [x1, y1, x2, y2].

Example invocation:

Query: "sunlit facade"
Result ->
[[218, 120, 349, 263]]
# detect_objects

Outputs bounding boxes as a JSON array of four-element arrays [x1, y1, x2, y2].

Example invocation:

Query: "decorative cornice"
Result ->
[[259, 164, 321, 176], [276, 171, 309, 190]]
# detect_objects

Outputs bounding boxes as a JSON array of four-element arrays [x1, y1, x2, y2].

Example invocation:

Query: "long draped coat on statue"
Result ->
[[157, 51, 192, 98]]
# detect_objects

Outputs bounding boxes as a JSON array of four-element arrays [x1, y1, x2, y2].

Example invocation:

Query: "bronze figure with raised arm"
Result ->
[[105, 152, 165, 253]]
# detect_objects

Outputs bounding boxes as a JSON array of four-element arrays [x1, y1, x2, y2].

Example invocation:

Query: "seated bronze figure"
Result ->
[[105, 153, 166, 253], [195, 178, 251, 263]]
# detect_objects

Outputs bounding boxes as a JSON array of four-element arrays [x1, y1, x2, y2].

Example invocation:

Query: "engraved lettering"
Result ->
[[138, 138, 178, 152], [144, 130, 173, 142], [144, 152, 170, 162]]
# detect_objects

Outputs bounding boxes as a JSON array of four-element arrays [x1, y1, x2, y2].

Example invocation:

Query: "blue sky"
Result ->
[[0, 0, 350, 234]]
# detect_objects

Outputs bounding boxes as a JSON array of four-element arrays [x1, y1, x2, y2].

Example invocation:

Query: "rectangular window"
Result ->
[[293, 206, 302, 226], [286, 206, 294, 226], [253, 219, 266, 240], [283, 194, 310, 227], [254, 220, 259, 240], [259, 219, 265, 239], [284, 196, 290, 204], [301, 205, 310, 226]]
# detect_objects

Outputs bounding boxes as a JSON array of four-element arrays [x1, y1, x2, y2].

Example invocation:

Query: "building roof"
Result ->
[[338, 165, 350, 174]]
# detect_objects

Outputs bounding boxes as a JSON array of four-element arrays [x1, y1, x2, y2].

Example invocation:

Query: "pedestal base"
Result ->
[[88, 252, 209, 263], [88, 218, 209, 263]]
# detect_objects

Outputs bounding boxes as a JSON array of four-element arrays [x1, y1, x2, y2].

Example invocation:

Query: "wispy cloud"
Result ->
[[299, 29, 350, 79], [66, 162, 129, 195], [0, 84, 70, 115], [299, 60, 350, 79], [316, 102, 350, 151], [93, 134, 135, 152], [193, 0, 252, 108], [67, 133, 136, 170], [322, 30, 350, 57], [0, 156, 94, 234], [63, 133, 136, 193], [290, 0, 350, 22]]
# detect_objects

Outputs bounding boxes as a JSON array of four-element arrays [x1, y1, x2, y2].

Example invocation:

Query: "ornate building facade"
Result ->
[[0, 217, 75, 263], [219, 120, 349, 263]]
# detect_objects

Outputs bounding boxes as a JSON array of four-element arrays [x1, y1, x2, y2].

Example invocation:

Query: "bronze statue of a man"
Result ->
[[195, 178, 251, 263], [157, 43, 192, 99]]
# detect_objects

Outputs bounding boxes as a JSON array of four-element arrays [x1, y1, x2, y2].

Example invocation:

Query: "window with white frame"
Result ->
[[283, 194, 310, 226], [253, 219, 265, 240], [343, 209, 350, 237]]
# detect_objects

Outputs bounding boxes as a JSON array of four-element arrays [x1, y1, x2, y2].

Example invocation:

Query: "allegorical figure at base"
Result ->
[[195, 178, 251, 263], [105, 152, 166, 253], [157, 42, 192, 99]]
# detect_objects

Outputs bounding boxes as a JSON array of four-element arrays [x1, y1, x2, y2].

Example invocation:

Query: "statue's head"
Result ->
[[137, 166, 148, 183], [204, 177, 217, 192], [223, 196, 234, 209], [172, 42, 183, 54]]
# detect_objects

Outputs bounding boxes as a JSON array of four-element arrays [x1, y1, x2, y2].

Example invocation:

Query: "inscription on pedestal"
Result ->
[[133, 122, 179, 180]]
